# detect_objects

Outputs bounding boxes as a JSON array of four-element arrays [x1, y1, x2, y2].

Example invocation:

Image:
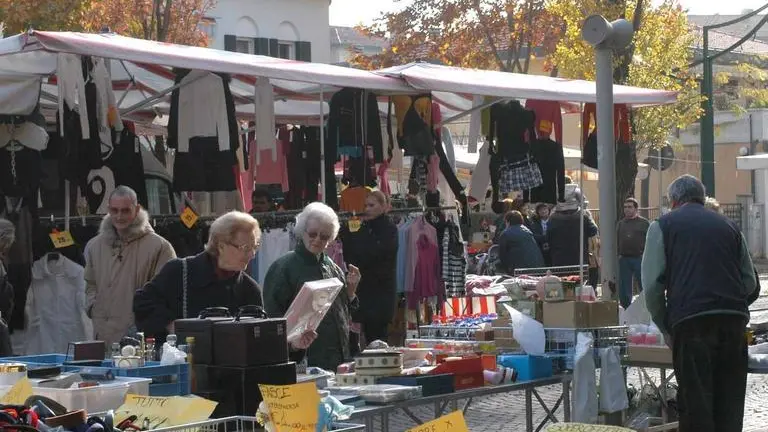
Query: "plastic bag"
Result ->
[[599, 347, 629, 413], [160, 342, 187, 365], [502, 303, 545, 355], [572, 332, 598, 423], [620, 291, 651, 325]]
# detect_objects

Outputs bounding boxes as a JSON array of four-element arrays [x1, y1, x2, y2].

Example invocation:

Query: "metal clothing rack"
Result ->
[[514, 265, 589, 278]]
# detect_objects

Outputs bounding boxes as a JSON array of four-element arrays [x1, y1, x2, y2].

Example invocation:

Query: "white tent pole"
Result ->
[[578, 103, 585, 289], [319, 87, 326, 203]]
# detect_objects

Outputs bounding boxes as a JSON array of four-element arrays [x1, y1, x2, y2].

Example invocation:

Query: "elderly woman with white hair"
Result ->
[[133, 211, 265, 344], [264, 202, 361, 371]]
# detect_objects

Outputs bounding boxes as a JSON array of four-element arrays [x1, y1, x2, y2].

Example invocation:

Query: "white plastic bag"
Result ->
[[572, 332, 598, 424], [599, 346, 629, 413], [502, 303, 545, 355], [621, 292, 651, 325], [160, 342, 187, 365]]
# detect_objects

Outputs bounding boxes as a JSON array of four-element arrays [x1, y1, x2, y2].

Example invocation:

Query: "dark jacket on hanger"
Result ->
[[133, 251, 263, 343], [529, 138, 565, 204], [167, 69, 239, 192], [547, 209, 598, 267], [340, 214, 399, 326], [489, 101, 536, 161], [327, 88, 383, 161]]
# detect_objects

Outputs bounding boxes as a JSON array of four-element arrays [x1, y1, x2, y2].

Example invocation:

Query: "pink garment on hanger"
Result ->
[[378, 162, 391, 196], [253, 139, 289, 192], [427, 154, 440, 192]]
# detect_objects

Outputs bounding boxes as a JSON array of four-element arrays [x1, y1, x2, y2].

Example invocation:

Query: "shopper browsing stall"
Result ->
[[497, 210, 544, 275], [133, 211, 277, 344], [340, 190, 398, 346], [263, 202, 361, 371], [85, 186, 176, 347], [642, 174, 756, 432]]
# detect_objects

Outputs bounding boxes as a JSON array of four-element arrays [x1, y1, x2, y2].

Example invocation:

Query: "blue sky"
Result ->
[[329, 0, 768, 27]]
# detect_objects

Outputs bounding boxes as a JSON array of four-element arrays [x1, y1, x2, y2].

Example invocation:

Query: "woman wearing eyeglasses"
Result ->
[[263, 202, 361, 372], [133, 211, 265, 344]]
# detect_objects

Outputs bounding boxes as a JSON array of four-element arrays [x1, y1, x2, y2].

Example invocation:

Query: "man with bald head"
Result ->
[[85, 185, 176, 346]]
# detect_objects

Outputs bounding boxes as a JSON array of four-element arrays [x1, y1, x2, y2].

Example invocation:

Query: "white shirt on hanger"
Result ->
[[257, 227, 293, 286], [0, 122, 49, 151], [254, 77, 276, 165], [176, 71, 231, 153], [91, 57, 123, 152], [25, 254, 91, 355], [57, 53, 91, 139]]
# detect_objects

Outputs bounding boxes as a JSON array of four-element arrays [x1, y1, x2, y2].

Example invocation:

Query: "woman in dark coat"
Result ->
[[341, 190, 399, 346], [263, 202, 361, 372], [498, 211, 545, 275]]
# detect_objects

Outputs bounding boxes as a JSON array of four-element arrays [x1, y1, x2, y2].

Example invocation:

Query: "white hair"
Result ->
[[294, 202, 340, 241], [109, 185, 138, 206], [667, 174, 706, 206], [0, 219, 14, 256], [205, 211, 262, 256]]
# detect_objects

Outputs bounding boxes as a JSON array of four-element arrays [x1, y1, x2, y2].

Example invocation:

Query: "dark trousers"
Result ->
[[672, 314, 748, 432], [618, 256, 643, 309]]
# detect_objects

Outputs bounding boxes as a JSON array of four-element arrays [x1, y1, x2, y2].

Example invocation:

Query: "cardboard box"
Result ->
[[628, 345, 673, 365], [543, 301, 619, 328]]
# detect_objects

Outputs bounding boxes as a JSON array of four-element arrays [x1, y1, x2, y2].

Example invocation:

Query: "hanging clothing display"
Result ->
[[0, 75, 41, 116], [57, 53, 91, 142], [38, 134, 66, 213], [91, 57, 123, 149], [498, 156, 543, 196], [339, 186, 370, 213], [167, 69, 239, 192], [254, 78, 276, 164], [285, 126, 321, 209], [251, 139, 289, 191], [24, 253, 90, 355], [1, 197, 35, 330], [408, 156, 428, 196], [581, 102, 632, 171], [528, 138, 566, 204], [440, 222, 467, 298], [468, 141, 492, 203], [256, 227, 293, 286], [525, 99, 563, 143], [391, 94, 434, 157], [489, 100, 536, 160], [0, 122, 48, 151]]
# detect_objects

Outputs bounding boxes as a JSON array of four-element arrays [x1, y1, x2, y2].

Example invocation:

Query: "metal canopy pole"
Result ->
[[319, 87, 326, 203], [582, 15, 634, 300]]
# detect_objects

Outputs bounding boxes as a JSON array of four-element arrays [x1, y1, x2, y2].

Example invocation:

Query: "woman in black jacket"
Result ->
[[341, 190, 399, 346], [133, 211, 316, 350]]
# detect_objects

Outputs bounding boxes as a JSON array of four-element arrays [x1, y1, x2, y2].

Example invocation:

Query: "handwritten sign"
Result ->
[[347, 217, 361, 233], [114, 394, 217, 430], [180, 207, 199, 229], [406, 411, 469, 432], [259, 382, 320, 432], [49, 230, 75, 249], [0, 377, 33, 405]]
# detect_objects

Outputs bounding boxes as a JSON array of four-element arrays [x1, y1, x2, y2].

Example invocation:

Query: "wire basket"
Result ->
[[417, 324, 480, 340], [544, 326, 628, 370], [514, 264, 589, 277], [140, 416, 364, 432]]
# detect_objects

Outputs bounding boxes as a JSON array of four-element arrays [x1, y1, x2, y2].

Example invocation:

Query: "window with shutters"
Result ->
[[277, 41, 295, 59], [236, 38, 253, 54]]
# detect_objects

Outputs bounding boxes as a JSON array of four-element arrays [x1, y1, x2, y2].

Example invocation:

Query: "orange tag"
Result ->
[[348, 217, 361, 233], [180, 207, 199, 229], [539, 120, 553, 135], [49, 230, 74, 249]]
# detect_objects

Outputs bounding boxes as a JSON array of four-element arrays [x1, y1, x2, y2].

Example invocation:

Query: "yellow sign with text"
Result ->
[[347, 217, 361, 233], [259, 382, 321, 432], [180, 207, 199, 229], [49, 230, 75, 249], [406, 411, 469, 432], [114, 394, 217, 430], [0, 377, 33, 405]]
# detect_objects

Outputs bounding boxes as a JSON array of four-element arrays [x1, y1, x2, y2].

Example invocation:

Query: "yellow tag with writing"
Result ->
[[259, 382, 321, 432], [49, 230, 75, 249], [180, 207, 199, 229], [114, 394, 217, 430], [539, 119, 553, 135], [348, 217, 361, 233], [407, 411, 469, 432], [0, 377, 33, 405]]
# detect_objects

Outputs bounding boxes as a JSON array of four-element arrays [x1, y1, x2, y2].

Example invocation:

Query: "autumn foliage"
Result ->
[[350, 0, 563, 73], [0, 0, 214, 46]]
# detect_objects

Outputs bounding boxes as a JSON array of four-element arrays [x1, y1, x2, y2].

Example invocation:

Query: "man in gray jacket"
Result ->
[[642, 174, 756, 432]]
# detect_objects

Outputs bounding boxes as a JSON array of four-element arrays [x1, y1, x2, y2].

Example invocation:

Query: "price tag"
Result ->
[[0, 377, 32, 405], [348, 217, 361, 233], [114, 394, 217, 430], [49, 230, 75, 249], [539, 119, 553, 135], [180, 207, 198, 229], [259, 382, 320, 432], [406, 411, 469, 432]]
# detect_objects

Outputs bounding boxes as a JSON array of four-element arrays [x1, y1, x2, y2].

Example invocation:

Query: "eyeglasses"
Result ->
[[306, 231, 332, 242], [227, 242, 259, 254]]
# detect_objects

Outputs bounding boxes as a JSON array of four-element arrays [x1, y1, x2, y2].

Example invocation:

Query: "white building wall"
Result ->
[[206, 0, 331, 63]]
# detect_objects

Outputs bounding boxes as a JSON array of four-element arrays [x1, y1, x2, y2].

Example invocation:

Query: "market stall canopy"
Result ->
[[0, 31, 416, 94], [376, 63, 679, 106]]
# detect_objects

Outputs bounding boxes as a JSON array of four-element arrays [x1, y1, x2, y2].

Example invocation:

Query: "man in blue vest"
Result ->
[[642, 174, 756, 432]]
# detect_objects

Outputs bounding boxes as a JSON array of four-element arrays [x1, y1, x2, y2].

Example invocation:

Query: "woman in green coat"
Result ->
[[263, 202, 361, 371]]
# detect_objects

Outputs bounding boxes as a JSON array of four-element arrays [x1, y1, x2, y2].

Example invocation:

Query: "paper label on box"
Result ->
[[407, 411, 469, 432], [114, 394, 218, 429], [259, 382, 321, 432]]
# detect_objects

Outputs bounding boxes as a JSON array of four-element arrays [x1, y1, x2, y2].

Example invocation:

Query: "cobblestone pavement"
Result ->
[[372, 278, 768, 431]]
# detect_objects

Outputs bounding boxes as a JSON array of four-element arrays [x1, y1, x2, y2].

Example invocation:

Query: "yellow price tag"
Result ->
[[114, 394, 217, 430], [539, 119, 553, 135], [180, 207, 199, 229], [49, 230, 75, 249], [259, 382, 321, 432], [348, 217, 361, 233], [407, 411, 469, 432], [1, 377, 33, 405]]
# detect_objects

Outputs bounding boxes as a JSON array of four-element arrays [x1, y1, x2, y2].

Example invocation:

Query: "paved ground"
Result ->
[[372, 276, 768, 431]]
